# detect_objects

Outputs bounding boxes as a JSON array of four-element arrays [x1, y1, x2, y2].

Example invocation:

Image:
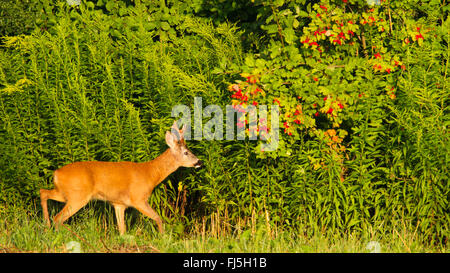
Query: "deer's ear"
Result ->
[[179, 124, 186, 137], [165, 131, 176, 148], [170, 121, 183, 140], [171, 120, 179, 131]]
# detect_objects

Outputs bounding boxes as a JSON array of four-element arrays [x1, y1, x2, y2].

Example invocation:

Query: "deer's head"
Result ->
[[165, 121, 203, 168]]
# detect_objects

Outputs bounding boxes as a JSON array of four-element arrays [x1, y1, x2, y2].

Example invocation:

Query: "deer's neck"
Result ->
[[144, 148, 180, 188]]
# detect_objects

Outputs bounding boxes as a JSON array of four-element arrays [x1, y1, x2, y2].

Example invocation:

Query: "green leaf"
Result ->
[[86, 1, 95, 9], [245, 56, 255, 67], [105, 1, 116, 11], [119, 7, 127, 16], [264, 24, 278, 34], [283, 28, 296, 44], [160, 21, 170, 31]]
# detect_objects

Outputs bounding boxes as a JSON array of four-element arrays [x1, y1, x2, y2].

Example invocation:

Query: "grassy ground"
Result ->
[[0, 202, 447, 253]]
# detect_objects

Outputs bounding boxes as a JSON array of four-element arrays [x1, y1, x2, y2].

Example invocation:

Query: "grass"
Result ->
[[0, 202, 447, 253]]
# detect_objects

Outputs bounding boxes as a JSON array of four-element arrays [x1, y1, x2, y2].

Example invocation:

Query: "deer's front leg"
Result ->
[[134, 201, 164, 233], [113, 203, 127, 235]]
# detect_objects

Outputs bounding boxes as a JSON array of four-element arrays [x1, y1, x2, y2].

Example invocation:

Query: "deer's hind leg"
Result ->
[[53, 197, 90, 228], [40, 188, 65, 227]]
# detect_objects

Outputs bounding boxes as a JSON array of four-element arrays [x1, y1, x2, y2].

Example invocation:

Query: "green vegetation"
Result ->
[[1, 205, 447, 252], [0, 0, 448, 252]]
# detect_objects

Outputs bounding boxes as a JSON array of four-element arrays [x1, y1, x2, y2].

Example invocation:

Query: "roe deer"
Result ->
[[40, 121, 202, 235]]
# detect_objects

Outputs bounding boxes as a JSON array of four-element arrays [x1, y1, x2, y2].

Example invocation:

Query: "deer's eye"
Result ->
[[184, 151, 189, 156]]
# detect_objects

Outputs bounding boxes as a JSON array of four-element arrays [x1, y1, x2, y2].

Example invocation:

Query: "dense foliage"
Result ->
[[0, 0, 448, 244]]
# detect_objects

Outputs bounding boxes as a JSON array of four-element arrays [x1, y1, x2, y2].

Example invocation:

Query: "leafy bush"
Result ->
[[222, 0, 448, 242], [0, 0, 39, 37]]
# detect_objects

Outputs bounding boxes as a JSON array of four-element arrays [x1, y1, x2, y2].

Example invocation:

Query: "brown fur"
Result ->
[[40, 122, 201, 235]]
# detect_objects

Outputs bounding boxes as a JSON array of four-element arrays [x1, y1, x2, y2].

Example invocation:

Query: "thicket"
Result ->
[[0, 0, 448, 245]]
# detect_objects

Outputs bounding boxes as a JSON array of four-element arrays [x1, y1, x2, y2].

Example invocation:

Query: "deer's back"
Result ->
[[54, 161, 148, 206]]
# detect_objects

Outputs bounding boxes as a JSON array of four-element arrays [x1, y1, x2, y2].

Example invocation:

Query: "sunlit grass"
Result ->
[[0, 205, 446, 253]]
